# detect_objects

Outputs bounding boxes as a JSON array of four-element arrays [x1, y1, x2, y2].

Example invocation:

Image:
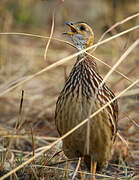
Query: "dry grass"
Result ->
[[0, 1, 139, 179]]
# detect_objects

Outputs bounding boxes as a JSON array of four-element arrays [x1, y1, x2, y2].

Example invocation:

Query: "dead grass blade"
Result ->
[[119, 88, 139, 97], [44, 6, 55, 60], [1, 77, 139, 180], [16, 90, 24, 130], [117, 132, 129, 147], [93, 12, 139, 52], [71, 157, 81, 180], [0, 32, 75, 48], [30, 126, 35, 165], [130, 119, 139, 128], [1, 135, 57, 141], [44, 0, 65, 60]]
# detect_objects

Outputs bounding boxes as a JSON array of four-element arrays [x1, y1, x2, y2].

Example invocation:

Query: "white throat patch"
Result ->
[[70, 34, 87, 51]]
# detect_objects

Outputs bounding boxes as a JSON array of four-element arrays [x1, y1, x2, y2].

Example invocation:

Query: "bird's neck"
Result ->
[[75, 35, 95, 66], [76, 42, 94, 56], [74, 35, 94, 54], [86, 35, 94, 54], [76, 44, 93, 59], [76, 53, 97, 72]]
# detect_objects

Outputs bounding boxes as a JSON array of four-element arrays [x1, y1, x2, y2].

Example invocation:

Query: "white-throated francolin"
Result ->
[[55, 22, 118, 179]]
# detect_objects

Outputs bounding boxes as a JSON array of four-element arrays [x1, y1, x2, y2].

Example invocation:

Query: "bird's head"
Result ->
[[64, 22, 94, 53]]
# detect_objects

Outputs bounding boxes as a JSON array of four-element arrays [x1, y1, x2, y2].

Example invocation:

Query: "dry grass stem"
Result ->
[[117, 132, 129, 147], [30, 127, 35, 165], [119, 88, 139, 97], [44, 8, 55, 60], [130, 120, 139, 128], [1, 135, 58, 141], [71, 157, 81, 180], [93, 12, 139, 52], [0, 32, 75, 48]]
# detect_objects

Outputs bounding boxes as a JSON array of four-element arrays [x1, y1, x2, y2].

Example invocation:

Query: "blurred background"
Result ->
[[0, 0, 139, 179]]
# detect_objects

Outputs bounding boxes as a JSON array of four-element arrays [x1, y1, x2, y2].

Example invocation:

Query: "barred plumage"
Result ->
[[55, 22, 118, 175]]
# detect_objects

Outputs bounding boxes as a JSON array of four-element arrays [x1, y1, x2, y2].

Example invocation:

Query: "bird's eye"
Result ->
[[80, 25, 86, 31]]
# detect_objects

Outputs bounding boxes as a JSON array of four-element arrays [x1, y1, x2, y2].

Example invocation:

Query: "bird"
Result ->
[[55, 22, 118, 179]]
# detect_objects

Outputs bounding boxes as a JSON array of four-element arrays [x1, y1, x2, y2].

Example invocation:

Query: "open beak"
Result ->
[[63, 22, 77, 35]]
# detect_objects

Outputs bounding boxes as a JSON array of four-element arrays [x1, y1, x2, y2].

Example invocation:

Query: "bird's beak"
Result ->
[[63, 22, 77, 35]]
